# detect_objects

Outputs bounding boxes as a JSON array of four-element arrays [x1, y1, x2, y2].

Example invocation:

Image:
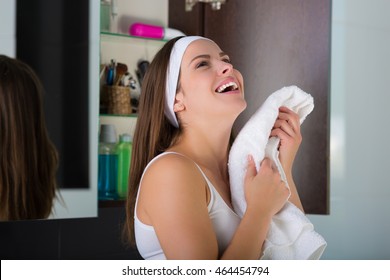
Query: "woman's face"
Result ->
[[175, 39, 246, 127]]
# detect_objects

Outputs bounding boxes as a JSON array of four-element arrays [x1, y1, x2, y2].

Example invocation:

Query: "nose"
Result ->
[[218, 60, 233, 75]]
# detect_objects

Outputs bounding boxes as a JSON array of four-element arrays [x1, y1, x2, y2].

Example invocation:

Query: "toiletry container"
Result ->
[[129, 22, 185, 40], [98, 124, 118, 200], [100, 0, 111, 32], [117, 133, 132, 199]]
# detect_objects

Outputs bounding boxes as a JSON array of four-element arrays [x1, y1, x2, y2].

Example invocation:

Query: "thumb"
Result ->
[[245, 155, 257, 181]]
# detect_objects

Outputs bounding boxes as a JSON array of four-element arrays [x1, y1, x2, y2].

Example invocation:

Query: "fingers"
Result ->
[[260, 157, 278, 173], [271, 107, 302, 142], [245, 156, 274, 181], [272, 119, 295, 137], [244, 155, 257, 182], [277, 106, 300, 132], [244, 156, 289, 216]]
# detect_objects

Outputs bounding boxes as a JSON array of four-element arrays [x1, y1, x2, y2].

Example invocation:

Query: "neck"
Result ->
[[173, 120, 233, 178]]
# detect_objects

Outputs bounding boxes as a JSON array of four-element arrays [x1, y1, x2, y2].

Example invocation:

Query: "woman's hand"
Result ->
[[244, 156, 290, 219], [270, 106, 302, 175]]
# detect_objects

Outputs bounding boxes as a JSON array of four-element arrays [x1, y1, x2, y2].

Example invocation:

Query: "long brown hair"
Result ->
[[124, 37, 184, 245], [0, 55, 59, 220]]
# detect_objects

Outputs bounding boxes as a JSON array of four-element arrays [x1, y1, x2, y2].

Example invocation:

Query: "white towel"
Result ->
[[228, 85, 327, 259]]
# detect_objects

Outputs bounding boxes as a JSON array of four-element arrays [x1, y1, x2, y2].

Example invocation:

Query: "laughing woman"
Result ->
[[124, 36, 303, 259]]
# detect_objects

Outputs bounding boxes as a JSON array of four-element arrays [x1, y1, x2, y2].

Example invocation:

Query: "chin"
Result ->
[[235, 95, 247, 112], [230, 98, 247, 121]]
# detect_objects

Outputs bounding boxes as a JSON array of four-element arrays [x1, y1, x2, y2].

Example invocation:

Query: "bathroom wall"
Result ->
[[308, 0, 390, 259], [0, 0, 15, 56]]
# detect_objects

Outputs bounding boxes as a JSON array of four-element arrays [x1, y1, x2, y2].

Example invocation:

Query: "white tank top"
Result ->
[[134, 152, 241, 259]]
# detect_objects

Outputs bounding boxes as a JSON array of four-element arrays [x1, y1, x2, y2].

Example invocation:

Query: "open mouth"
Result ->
[[215, 81, 239, 94]]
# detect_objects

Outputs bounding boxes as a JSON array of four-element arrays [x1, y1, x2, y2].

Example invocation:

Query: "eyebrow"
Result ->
[[189, 52, 229, 65]]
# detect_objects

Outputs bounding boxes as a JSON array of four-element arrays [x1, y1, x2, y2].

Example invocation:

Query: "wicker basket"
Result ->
[[104, 85, 131, 115]]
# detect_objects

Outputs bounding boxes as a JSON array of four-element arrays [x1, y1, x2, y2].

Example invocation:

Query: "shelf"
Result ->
[[100, 31, 167, 43], [99, 114, 137, 141], [99, 199, 126, 208], [99, 113, 138, 118]]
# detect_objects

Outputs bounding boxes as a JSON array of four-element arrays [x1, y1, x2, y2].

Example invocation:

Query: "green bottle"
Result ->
[[117, 133, 132, 199]]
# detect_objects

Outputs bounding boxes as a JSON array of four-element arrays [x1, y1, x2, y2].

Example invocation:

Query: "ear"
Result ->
[[173, 91, 185, 113], [173, 102, 185, 112]]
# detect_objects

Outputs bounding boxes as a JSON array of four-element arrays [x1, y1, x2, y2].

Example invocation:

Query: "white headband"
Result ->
[[165, 36, 209, 127]]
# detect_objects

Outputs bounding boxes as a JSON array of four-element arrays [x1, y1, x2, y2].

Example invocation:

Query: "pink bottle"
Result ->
[[129, 22, 185, 40]]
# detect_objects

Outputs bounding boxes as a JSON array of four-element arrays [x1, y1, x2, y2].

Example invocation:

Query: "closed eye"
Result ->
[[222, 56, 232, 64], [223, 58, 232, 64], [196, 60, 209, 68]]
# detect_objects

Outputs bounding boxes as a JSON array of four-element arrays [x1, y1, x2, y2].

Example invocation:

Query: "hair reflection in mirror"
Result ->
[[0, 55, 59, 221]]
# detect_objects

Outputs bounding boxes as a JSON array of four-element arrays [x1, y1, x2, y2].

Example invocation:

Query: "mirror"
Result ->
[[49, 0, 99, 219], [0, 0, 99, 220]]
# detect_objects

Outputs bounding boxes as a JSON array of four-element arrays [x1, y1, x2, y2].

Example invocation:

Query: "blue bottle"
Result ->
[[98, 124, 118, 200]]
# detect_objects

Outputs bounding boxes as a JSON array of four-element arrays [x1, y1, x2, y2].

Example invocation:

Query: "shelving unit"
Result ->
[[98, 32, 165, 205], [99, 31, 166, 141], [100, 32, 165, 81]]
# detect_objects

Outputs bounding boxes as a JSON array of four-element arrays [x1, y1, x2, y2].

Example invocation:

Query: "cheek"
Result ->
[[182, 73, 212, 96], [234, 70, 244, 90]]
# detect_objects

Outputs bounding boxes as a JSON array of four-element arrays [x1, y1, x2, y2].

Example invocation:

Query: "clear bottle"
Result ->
[[100, 0, 111, 32], [117, 133, 132, 199], [98, 124, 118, 200]]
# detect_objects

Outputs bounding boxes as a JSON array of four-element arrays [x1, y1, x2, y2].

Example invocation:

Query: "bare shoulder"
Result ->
[[142, 153, 204, 187], [138, 153, 219, 259], [137, 153, 208, 223]]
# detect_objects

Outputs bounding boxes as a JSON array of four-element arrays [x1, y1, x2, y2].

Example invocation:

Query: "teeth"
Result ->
[[216, 81, 238, 93]]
